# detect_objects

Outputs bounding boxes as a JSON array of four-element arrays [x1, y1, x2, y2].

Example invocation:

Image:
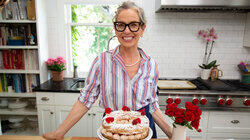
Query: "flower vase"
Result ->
[[51, 71, 63, 82], [201, 69, 210, 80], [172, 124, 186, 140]]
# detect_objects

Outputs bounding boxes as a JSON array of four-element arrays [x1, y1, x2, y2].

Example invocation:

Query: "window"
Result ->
[[66, 4, 119, 77]]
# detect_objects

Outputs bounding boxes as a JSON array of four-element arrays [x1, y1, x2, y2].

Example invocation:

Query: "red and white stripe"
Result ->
[[79, 46, 160, 113]]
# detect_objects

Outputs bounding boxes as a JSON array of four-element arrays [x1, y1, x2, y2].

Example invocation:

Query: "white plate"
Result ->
[[97, 127, 153, 140]]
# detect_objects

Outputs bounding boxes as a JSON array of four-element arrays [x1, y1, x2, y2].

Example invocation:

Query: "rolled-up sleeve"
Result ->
[[149, 61, 160, 114], [78, 56, 100, 109]]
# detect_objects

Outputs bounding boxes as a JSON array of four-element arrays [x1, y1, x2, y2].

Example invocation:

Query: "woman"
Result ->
[[43, 1, 172, 140]]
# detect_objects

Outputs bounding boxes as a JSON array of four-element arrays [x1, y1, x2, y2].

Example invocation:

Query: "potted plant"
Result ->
[[45, 57, 66, 81], [198, 27, 218, 80], [199, 60, 218, 80], [165, 102, 202, 140]]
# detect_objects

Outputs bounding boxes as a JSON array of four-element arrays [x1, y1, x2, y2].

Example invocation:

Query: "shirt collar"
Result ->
[[112, 45, 150, 61]]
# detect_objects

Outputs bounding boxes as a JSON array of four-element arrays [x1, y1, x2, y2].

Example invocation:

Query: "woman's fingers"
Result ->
[[42, 131, 63, 140], [42, 132, 55, 140]]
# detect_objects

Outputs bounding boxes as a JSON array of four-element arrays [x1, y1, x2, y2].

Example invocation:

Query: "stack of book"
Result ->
[[0, 49, 38, 70], [0, 0, 36, 20], [0, 74, 40, 93], [0, 24, 36, 46]]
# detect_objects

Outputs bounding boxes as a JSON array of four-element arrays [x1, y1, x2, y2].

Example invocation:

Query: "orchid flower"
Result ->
[[198, 27, 218, 69]]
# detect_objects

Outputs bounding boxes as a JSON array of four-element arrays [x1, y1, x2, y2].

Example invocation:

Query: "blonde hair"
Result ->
[[113, 1, 146, 27]]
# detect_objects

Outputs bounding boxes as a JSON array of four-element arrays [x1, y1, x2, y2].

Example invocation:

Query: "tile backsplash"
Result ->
[[47, 0, 250, 79], [140, 0, 250, 79]]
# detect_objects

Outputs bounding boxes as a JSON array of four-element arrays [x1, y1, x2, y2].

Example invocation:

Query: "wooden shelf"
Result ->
[[3, 129, 39, 136], [0, 46, 38, 49], [0, 92, 36, 97], [0, 70, 40, 74], [0, 20, 36, 23], [0, 108, 37, 115]]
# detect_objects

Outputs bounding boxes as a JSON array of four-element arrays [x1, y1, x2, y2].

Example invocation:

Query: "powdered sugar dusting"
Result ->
[[102, 110, 149, 134]]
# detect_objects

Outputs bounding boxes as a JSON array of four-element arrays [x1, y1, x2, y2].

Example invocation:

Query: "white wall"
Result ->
[[45, 0, 250, 79]]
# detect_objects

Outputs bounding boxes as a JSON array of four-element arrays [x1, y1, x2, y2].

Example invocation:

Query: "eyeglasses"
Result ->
[[114, 22, 142, 32]]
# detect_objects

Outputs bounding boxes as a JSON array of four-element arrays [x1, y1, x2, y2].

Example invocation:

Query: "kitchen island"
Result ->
[[0, 135, 196, 140]]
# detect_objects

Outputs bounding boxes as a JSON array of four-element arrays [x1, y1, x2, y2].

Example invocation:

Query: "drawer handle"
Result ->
[[41, 97, 49, 101], [231, 120, 240, 124]]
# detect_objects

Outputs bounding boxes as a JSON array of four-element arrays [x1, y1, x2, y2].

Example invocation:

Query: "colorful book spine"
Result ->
[[13, 74, 18, 93]]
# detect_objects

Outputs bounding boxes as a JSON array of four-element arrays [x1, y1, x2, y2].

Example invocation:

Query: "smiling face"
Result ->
[[114, 8, 145, 49]]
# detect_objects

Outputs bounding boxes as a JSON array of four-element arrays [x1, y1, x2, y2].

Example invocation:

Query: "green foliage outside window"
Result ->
[[71, 5, 118, 71]]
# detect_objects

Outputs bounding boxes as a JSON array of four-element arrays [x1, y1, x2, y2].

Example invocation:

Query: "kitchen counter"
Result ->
[[34, 78, 250, 95], [34, 78, 84, 93], [0, 135, 196, 140]]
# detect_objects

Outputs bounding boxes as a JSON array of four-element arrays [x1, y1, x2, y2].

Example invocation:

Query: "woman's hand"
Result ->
[[42, 131, 64, 140]]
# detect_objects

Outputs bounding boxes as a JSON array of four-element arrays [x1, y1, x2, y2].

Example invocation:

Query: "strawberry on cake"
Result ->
[[101, 106, 149, 140]]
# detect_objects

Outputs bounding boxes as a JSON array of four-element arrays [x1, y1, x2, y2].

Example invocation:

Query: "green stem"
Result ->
[[206, 40, 214, 64], [203, 42, 209, 65]]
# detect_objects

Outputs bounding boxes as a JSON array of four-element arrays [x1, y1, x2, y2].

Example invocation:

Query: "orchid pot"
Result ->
[[200, 69, 211, 80]]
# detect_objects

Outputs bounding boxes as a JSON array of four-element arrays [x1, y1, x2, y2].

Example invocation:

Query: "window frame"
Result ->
[[63, 0, 141, 78]]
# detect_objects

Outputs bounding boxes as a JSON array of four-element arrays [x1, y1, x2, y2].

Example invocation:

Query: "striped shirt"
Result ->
[[78, 46, 160, 113]]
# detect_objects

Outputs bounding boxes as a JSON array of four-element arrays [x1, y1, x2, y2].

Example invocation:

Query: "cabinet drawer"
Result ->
[[208, 112, 250, 133], [36, 92, 55, 105], [55, 93, 79, 106], [207, 133, 250, 140], [55, 93, 100, 107]]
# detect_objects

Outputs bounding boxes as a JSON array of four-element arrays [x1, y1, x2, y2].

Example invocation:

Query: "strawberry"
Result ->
[[122, 106, 130, 111], [105, 107, 112, 114], [105, 117, 114, 123], [132, 119, 138, 125], [139, 108, 146, 115], [132, 118, 141, 125]]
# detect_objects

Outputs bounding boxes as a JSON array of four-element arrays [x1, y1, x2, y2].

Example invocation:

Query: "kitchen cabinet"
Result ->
[[206, 133, 250, 140], [36, 92, 104, 137], [206, 111, 250, 140], [207, 111, 250, 133], [55, 106, 91, 137], [201, 111, 250, 140], [56, 106, 103, 137], [37, 105, 56, 134], [243, 12, 250, 47], [0, 94, 38, 135]]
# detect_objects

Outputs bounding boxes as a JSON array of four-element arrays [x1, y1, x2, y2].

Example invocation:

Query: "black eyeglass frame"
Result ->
[[114, 22, 142, 32]]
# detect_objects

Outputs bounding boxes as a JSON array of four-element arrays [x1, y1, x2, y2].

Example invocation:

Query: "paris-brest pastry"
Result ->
[[101, 106, 149, 140]]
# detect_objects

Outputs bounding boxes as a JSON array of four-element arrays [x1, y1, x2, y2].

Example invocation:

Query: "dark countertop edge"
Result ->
[[33, 78, 84, 93], [34, 89, 81, 93]]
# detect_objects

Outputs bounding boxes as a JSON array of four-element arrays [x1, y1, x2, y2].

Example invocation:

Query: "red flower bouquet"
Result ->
[[165, 102, 202, 132]]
